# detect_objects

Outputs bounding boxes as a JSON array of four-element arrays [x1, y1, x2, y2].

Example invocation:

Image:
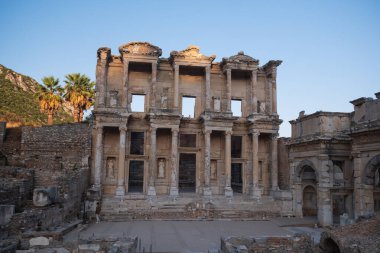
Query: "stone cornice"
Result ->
[[118, 42, 162, 58], [221, 51, 259, 71], [289, 111, 351, 124], [169, 45, 216, 65]]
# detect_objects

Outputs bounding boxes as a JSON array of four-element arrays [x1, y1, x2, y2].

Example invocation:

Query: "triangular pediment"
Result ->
[[222, 51, 259, 66], [170, 45, 215, 64], [119, 42, 162, 57]]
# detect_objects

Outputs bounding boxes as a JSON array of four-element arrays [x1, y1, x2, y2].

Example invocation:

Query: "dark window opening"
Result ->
[[130, 132, 144, 155], [231, 136, 242, 158], [180, 134, 196, 147], [179, 153, 196, 192], [231, 163, 243, 193], [128, 160, 144, 192]]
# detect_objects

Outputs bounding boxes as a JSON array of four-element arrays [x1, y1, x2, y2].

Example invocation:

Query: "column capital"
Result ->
[[203, 129, 212, 135], [171, 128, 179, 134], [271, 133, 279, 139], [150, 126, 157, 133], [119, 125, 127, 132], [173, 63, 180, 70], [95, 125, 103, 131], [224, 130, 233, 136], [252, 130, 260, 137], [205, 65, 211, 72]]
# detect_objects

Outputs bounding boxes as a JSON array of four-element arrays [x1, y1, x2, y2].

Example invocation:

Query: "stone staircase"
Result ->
[[100, 194, 282, 221]]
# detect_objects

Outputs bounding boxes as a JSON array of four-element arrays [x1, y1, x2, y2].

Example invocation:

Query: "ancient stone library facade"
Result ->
[[1, 42, 380, 229]]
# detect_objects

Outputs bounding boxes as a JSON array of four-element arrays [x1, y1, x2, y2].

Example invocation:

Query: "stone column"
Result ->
[[251, 130, 261, 198], [353, 152, 364, 218], [150, 62, 157, 110], [94, 125, 103, 187], [205, 65, 211, 110], [226, 68, 232, 112], [251, 69, 257, 114], [203, 129, 212, 196], [174, 64, 179, 108], [122, 59, 129, 109], [271, 133, 279, 191], [272, 73, 277, 114], [170, 128, 179, 196], [116, 126, 127, 196], [266, 76, 272, 114], [96, 57, 108, 108], [148, 127, 157, 196], [224, 130, 233, 197]]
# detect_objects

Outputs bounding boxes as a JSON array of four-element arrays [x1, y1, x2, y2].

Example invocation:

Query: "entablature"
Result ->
[[169, 45, 215, 67]]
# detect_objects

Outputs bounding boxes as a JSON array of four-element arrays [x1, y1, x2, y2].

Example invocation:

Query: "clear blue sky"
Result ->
[[1, 0, 379, 136]]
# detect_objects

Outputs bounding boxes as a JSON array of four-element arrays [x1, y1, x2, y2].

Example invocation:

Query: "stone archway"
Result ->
[[321, 238, 341, 253], [303, 185, 317, 216], [364, 155, 380, 212]]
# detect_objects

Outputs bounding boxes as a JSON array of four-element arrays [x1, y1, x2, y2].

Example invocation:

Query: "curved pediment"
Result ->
[[222, 51, 259, 65], [118, 42, 162, 57], [170, 45, 216, 64]]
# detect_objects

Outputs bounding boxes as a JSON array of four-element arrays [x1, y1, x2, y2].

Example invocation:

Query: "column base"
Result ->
[[147, 186, 156, 196], [115, 186, 125, 196], [250, 187, 262, 199], [224, 186, 233, 197], [170, 187, 179, 196], [203, 187, 212, 197]]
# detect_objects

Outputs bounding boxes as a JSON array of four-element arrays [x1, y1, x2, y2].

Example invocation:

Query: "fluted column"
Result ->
[[116, 126, 127, 196], [226, 68, 232, 112], [251, 69, 257, 114], [271, 133, 279, 191], [203, 129, 212, 196], [148, 127, 157, 196], [170, 128, 179, 196], [150, 62, 157, 110], [224, 130, 233, 197], [251, 130, 261, 198], [174, 64, 179, 108], [205, 65, 211, 110], [122, 59, 129, 109], [94, 125, 103, 187]]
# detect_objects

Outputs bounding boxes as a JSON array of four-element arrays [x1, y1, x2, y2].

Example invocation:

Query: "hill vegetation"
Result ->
[[0, 64, 73, 127]]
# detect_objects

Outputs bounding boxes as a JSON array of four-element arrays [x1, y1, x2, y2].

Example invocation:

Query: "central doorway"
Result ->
[[128, 160, 144, 192], [179, 153, 196, 192], [231, 163, 243, 193], [303, 185, 317, 216]]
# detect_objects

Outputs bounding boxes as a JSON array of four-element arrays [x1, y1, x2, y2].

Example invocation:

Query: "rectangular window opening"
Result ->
[[131, 94, 145, 112], [231, 136, 242, 158], [180, 134, 196, 147], [130, 132, 144, 155], [182, 96, 196, 118], [231, 99, 242, 117]]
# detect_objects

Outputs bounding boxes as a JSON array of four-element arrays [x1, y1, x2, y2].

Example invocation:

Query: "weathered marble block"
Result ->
[[33, 187, 58, 207], [0, 205, 15, 225]]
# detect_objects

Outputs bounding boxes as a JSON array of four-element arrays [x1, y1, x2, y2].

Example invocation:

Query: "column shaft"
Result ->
[[150, 62, 157, 109], [266, 77, 272, 114], [205, 65, 211, 110], [170, 129, 179, 196], [94, 126, 103, 186], [226, 69, 232, 112], [272, 77, 277, 114], [203, 130, 212, 196], [271, 133, 279, 191], [225, 130, 233, 196], [174, 64, 179, 108], [116, 127, 126, 196], [122, 59, 129, 109], [251, 69, 257, 114], [148, 127, 157, 196], [251, 131, 261, 198]]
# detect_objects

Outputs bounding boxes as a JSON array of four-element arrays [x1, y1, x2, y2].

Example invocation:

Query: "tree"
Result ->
[[37, 76, 63, 125], [64, 73, 95, 122]]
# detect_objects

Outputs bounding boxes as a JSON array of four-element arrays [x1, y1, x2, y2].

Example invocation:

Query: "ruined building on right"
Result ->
[[283, 92, 380, 226]]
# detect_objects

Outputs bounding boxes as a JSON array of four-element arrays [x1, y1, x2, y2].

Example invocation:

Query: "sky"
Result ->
[[0, 0, 379, 137]]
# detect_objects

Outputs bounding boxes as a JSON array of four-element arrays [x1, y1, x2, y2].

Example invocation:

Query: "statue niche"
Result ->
[[158, 158, 166, 178], [106, 157, 116, 180]]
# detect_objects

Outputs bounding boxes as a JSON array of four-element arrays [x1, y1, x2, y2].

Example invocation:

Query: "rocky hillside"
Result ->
[[0, 64, 73, 127]]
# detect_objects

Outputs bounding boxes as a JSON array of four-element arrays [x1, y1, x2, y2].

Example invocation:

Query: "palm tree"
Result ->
[[37, 76, 63, 125], [64, 73, 95, 122]]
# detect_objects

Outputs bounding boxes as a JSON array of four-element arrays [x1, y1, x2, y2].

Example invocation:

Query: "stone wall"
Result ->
[[277, 137, 289, 190]]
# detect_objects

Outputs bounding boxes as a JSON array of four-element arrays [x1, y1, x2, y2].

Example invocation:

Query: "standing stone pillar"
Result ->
[[116, 126, 127, 196], [94, 125, 103, 187], [174, 64, 179, 108], [150, 62, 157, 110], [122, 59, 129, 109], [224, 130, 233, 197], [353, 153, 364, 218], [96, 48, 110, 109], [226, 68, 232, 112], [251, 69, 257, 114], [266, 76, 272, 114], [272, 73, 277, 114], [203, 129, 212, 196], [205, 65, 211, 110], [271, 133, 279, 191], [251, 130, 261, 198], [148, 127, 157, 196], [170, 128, 179, 196]]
